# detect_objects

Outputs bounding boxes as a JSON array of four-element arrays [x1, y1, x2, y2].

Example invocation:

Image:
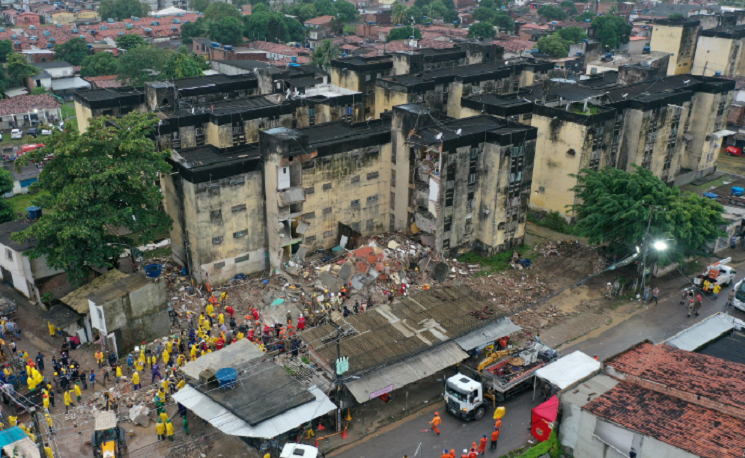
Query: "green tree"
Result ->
[[115, 45, 171, 85], [493, 11, 514, 32], [537, 34, 570, 56], [180, 19, 207, 45], [570, 166, 726, 261], [392, 3, 407, 24], [668, 13, 685, 20], [315, 0, 338, 16], [163, 51, 205, 79], [99, 0, 150, 21], [480, 0, 494, 8], [80, 52, 118, 77], [30, 87, 47, 95], [429, 1, 449, 17], [576, 11, 596, 21], [473, 7, 496, 22], [336, 0, 358, 21], [343, 24, 356, 35], [560, 0, 577, 13], [116, 33, 148, 50], [189, 0, 210, 12], [557, 25, 587, 43], [414, 0, 432, 8], [7, 53, 38, 87], [55, 37, 89, 66], [406, 6, 424, 24], [250, 0, 269, 5], [209, 16, 244, 44], [468, 21, 495, 38], [311, 39, 340, 70], [592, 15, 632, 49], [12, 113, 173, 286], [443, 9, 460, 23], [0, 40, 13, 63], [297, 4, 318, 22], [252, 3, 269, 13], [204, 2, 241, 22], [387, 26, 422, 41], [538, 5, 568, 20], [0, 169, 14, 223], [245, 11, 290, 42], [442, 0, 455, 8], [285, 17, 305, 41]]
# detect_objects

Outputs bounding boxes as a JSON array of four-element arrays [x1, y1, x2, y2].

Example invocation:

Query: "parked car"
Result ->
[[57, 122, 65, 131], [10, 129, 22, 139], [727, 146, 744, 156], [41, 129, 52, 136], [26, 128, 38, 138]]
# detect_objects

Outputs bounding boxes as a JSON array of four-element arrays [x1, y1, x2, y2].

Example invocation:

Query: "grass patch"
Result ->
[[569, 103, 599, 115], [528, 211, 576, 235], [61, 103, 76, 120], [501, 431, 563, 458], [66, 118, 78, 132], [458, 244, 531, 277], [143, 246, 172, 259], [688, 175, 728, 191], [6, 190, 50, 219], [301, 356, 310, 364], [283, 366, 297, 376]]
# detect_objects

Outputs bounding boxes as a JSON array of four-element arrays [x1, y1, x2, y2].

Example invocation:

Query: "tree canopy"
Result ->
[[115, 33, 148, 50], [392, 3, 407, 24], [538, 5, 568, 20], [163, 49, 206, 79], [473, 7, 496, 22], [0, 170, 14, 223], [285, 17, 305, 42], [406, 6, 425, 24], [557, 25, 587, 43], [55, 37, 89, 66], [99, 0, 150, 21], [570, 166, 726, 261], [311, 39, 340, 70], [245, 11, 290, 42], [180, 18, 206, 44], [80, 52, 118, 77], [7, 53, 38, 87], [12, 113, 173, 286], [189, 0, 209, 12], [115, 45, 171, 85], [0, 40, 13, 63], [492, 11, 514, 32], [536, 34, 570, 57], [209, 16, 244, 45], [469, 21, 496, 38], [204, 2, 241, 21], [30, 87, 47, 95], [443, 9, 460, 23], [560, 0, 577, 13], [668, 13, 685, 21], [387, 26, 422, 41], [575, 11, 596, 22], [592, 15, 632, 49]]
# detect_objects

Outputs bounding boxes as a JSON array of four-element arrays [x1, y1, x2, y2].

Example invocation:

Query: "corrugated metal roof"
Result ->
[[345, 342, 468, 404], [665, 312, 735, 351], [173, 385, 336, 438], [455, 318, 521, 350], [0, 427, 29, 449], [60, 270, 129, 314], [181, 339, 266, 381]]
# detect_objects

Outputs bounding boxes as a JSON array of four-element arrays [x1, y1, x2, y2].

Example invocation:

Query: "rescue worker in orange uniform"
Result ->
[[490, 427, 500, 451], [460, 449, 469, 458], [441, 450, 450, 458], [479, 435, 488, 454], [449, 449, 456, 458], [429, 412, 442, 435], [468, 447, 478, 458]]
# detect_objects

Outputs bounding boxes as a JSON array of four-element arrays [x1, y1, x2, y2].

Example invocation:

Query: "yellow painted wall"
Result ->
[[74, 102, 92, 133], [650, 24, 697, 75], [374, 86, 410, 119], [692, 36, 733, 76]]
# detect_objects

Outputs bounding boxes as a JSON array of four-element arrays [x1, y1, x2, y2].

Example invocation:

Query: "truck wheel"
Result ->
[[474, 406, 486, 421]]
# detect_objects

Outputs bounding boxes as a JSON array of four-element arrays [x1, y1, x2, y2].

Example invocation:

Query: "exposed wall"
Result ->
[[691, 35, 745, 76], [374, 86, 412, 119], [686, 90, 733, 171], [650, 24, 699, 75]]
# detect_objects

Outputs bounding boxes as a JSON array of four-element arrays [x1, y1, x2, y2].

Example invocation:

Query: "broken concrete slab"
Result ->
[[129, 404, 150, 427], [339, 263, 354, 282], [433, 261, 449, 282]]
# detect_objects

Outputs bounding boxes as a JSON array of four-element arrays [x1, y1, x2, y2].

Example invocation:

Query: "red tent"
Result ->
[[531, 395, 559, 442]]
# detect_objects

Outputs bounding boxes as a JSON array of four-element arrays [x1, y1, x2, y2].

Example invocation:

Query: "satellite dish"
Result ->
[[435, 132, 443, 140], [366, 117, 372, 121], [456, 129, 462, 135], [683, 80, 690, 84]]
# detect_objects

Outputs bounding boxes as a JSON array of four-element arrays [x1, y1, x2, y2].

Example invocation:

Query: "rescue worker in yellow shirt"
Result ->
[[8, 416, 17, 427], [155, 420, 166, 441], [64, 391, 72, 414], [3, 365, 12, 379], [95, 351, 104, 368], [176, 378, 186, 391], [166, 339, 173, 354], [48, 322, 56, 339], [115, 365, 123, 384], [43, 394, 50, 412], [132, 371, 141, 391], [205, 302, 214, 317], [45, 414, 54, 435], [44, 444, 54, 458], [166, 418, 175, 441], [162, 349, 170, 365], [177, 354, 185, 367], [218, 312, 225, 326], [159, 410, 168, 424], [74, 382, 82, 402], [27, 376, 37, 390], [161, 378, 170, 393], [135, 359, 144, 373]]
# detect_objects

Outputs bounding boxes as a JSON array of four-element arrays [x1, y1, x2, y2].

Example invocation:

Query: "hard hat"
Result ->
[[463, 450, 468, 454], [443, 451, 448, 454], [483, 434, 487, 438], [54, 372, 57, 376], [435, 411, 439, 415]]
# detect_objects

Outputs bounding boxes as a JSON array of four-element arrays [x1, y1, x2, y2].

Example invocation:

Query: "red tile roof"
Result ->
[[249, 41, 300, 56], [0, 94, 60, 116], [496, 38, 535, 52], [585, 382, 745, 458], [304, 15, 335, 25], [607, 343, 745, 412], [84, 75, 122, 88]]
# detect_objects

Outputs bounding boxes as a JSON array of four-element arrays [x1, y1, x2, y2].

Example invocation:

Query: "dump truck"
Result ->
[[445, 340, 557, 421], [694, 257, 736, 292], [91, 411, 127, 458]]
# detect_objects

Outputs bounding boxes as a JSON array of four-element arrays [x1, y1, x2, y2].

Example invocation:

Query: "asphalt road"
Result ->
[[331, 269, 745, 458]]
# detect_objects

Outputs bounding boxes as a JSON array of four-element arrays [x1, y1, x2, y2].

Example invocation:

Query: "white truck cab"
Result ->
[[695, 258, 735, 292], [280, 444, 318, 458], [444, 374, 486, 421]]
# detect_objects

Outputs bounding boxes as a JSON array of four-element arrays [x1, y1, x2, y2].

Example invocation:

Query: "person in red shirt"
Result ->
[[252, 308, 260, 321], [225, 305, 234, 318], [494, 418, 502, 430], [468, 447, 478, 458], [248, 329, 255, 341], [491, 427, 500, 451], [478, 435, 487, 454], [216, 337, 225, 350], [297, 315, 306, 331], [449, 449, 456, 458]]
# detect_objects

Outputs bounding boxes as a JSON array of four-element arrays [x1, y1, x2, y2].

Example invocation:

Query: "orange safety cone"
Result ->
[[345, 409, 352, 421], [315, 439, 319, 448], [341, 427, 348, 440], [317, 423, 326, 431]]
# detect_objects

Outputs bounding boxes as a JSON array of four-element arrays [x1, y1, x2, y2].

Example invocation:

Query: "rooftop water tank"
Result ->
[[145, 263, 163, 278], [119, 31, 123, 35], [56, 23, 62, 27], [29, 25, 36, 30], [605, 52, 612, 58], [171, 26, 177, 30], [173, 18, 180, 23], [215, 368, 238, 390], [79, 35, 84, 39], [30, 36, 37, 40], [44, 30, 50, 36], [11, 34, 15, 39], [211, 41, 220, 48], [133, 16, 139, 21], [224, 44, 233, 51], [14, 41, 19, 45], [47, 43, 53, 48], [50, 37, 54, 42], [27, 206, 42, 219], [145, 28, 151, 32], [585, 18, 590, 22], [89, 30, 95, 34], [72, 28, 78, 33], [716, 70, 722, 76], [101, 25, 106, 30], [291, 56, 296, 62]]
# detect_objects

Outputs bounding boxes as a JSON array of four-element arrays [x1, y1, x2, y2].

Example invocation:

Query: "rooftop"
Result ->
[[87, 272, 151, 305], [212, 59, 273, 70], [297, 118, 390, 150], [602, 74, 702, 102], [60, 269, 129, 314], [585, 381, 745, 458], [169, 94, 286, 118], [0, 94, 61, 117], [547, 84, 605, 101], [173, 144, 260, 171], [304, 15, 335, 25], [32, 60, 72, 69], [172, 74, 257, 91], [0, 219, 37, 252], [588, 51, 670, 69]]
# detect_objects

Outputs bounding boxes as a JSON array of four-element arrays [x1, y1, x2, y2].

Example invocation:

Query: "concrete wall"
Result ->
[[650, 24, 699, 75], [686, 90, 733, 171], [374, 86, 412, 119]]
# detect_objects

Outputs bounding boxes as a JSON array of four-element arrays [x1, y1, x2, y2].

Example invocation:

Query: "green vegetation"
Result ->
[[7, 190, 50, 220], [537, 5, 568, 20], [469, 22, 496, 38], [592, 15, 632, 49], [458, 244, 531, 277], [80, 52, 118, 77], [509, 431, 563, 458], [568, 103, 599, 115], [311, 39, 340, 71], [536, 34, 570, 57], [7, 53, 37, 88], [99, 0, 150, 21], [387, 26, 422, 42], [527, 211, 576, 235], [143, 245, 172, 259], [61, 103, 75, 119], [55, 37, 89, 66], [576, 11, 596, 21], [115, 34, 148, 50]]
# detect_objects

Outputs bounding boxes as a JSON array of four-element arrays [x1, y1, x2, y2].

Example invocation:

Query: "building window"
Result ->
[[210, 210, 222, 220], [351, 176, 360, 183], [323, 183, 332, 190], [365, 74, 371, 81], [468, 173, 476, 184], [390, 192, 395, 210], [305, 235, 316, 243], [351, 222, 360, 231], [323, 207, 332, 215], [229, 177, 245, 186], [238, 91, 246, 97], [305, 186, 315, 194], [302, 211, 315, 219], [471, 147, 479, 159], [5, 249, 11, 261], [367, 171, 379, 180], [351, 199, 360, 208], [391, 169, 396, 187], [444, 216, 452, 232], [212, 236, 223, 245], [324, 230, 334, 237], [214, 261, 225, 269], [233, 230, 247, 238], [235, 254, 249, 263], [232, 204, 247, 213], [367, 195, 378, 204], [367, 219, 374, 228]]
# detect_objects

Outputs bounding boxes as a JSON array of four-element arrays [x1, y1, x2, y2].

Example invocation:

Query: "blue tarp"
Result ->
[[0, 427, 28, 449]]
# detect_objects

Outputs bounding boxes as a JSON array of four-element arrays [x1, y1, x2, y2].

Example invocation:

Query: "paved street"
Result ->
[[331, 267, 745, 458]]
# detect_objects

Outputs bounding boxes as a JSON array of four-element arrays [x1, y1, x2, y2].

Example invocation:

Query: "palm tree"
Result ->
[[312, 39, 341, 71], [392, 3, 407, 25]]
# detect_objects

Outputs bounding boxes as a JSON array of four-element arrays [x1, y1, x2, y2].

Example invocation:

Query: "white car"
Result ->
[[41, 129, 52, 136], [57, 122, 65, 131], [10, 129, 22, 139]]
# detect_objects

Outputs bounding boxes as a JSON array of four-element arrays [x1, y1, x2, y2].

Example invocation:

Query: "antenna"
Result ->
[[622, 93, 627, 99]]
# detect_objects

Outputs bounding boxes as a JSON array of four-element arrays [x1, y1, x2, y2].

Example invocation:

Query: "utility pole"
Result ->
[[639, 205, 666, 294], [329, 319, 347, 433], [29, 407, 45, 458]]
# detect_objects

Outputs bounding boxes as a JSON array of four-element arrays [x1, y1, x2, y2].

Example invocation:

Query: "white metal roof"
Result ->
[[535, 351, 601, 390], [51, 77, 91, 91], [664, 312, 736, 351], [345, 342, 469, 403], [455, 318, 522, 351], [4, 87, 28, 98], [172, 385, 335, 438], [181, 339, 266, 381]]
